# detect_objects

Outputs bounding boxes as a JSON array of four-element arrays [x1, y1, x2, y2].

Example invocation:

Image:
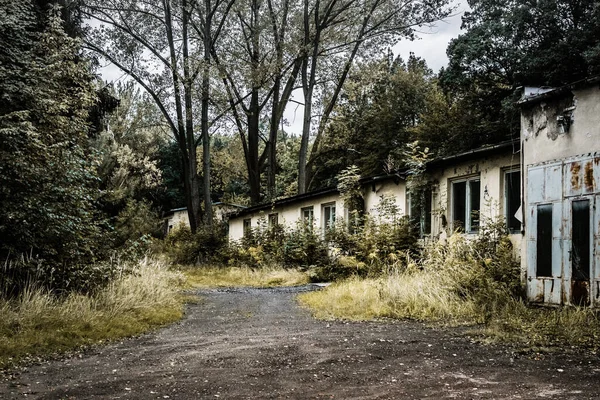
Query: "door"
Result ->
[[566, 197, 594, 305], [526, 164, 563, 304]]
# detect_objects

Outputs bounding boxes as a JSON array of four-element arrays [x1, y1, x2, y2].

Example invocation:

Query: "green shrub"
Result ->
[[163, 223, 228, 265]]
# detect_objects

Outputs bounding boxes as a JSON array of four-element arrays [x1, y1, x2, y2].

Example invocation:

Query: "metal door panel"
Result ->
[[545, 164, 562, 201], [544, 278, 561, 304], [565, 161, 583, 197], [528, 167, 545, 203]]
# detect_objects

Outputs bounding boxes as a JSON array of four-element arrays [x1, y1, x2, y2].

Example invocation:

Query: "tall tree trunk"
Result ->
[[165, 0, 200, 232], [201, 0, 213, 225], [247, 88, 261, 204]]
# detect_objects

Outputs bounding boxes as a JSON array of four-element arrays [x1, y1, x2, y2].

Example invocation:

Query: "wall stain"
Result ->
[[570, 162, 581, 191], [584, 161, 594, 192]]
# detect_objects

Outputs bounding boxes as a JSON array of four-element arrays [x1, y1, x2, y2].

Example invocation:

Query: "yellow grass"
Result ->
[[182, 265, 310, 288], [0, 258, 185, 369]]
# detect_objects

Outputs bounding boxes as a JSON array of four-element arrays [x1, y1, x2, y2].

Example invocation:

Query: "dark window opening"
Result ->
[[571, 200, 590, 281], [268, 213, 278, 228], [505, 170, 521, 232], [243, 218, 251, 237], [409, 190, 432, 236], [452, 181, 466, 232], [469, 180, 481, 232], [536, 204, 553, 277]]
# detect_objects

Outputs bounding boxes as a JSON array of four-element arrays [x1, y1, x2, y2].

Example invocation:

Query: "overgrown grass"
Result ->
[[298, 233, 600, 350], [0, 258, 185, 369], [182, 265, 310, 288]]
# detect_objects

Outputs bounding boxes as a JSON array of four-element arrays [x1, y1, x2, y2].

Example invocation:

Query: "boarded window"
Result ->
[[505, 170, 521, 232], [536, 204, 552, 277], [571, 200, 590, 281]]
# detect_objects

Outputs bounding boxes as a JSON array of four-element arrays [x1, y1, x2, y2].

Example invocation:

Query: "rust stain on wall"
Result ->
[[570, 162, 581, 190], [584, 161, 594, 192]]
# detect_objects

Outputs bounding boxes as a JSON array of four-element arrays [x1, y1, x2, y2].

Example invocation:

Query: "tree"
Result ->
[[84, 0, 235, 231], [309, 53, 441, 186], [0, 1, 106, 264], [211, 0, 301, 204], [441, 0, 600, 142], [297, 0, 454, 193]]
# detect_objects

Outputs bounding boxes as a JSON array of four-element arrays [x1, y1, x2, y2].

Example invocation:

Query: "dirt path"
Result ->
[[2, 286, 600, 399]]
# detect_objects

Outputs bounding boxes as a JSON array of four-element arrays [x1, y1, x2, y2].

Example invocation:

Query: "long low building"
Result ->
[[227, 77, 600, 308]]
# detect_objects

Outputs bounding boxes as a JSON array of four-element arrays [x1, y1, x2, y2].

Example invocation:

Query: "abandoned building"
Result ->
[[226, 77, 600, 307], [519, 77, 600, 306]]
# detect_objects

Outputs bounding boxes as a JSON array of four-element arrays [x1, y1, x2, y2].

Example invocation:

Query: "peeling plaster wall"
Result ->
[[522, 86, 600, 166]]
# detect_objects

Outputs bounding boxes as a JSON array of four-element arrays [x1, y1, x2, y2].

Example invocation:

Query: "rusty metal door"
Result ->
[[564, 197, 594, 305], [526, 163, 564, 304]]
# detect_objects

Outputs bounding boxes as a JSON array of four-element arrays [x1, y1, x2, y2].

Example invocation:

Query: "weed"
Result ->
[[0, 258, 185, 369]]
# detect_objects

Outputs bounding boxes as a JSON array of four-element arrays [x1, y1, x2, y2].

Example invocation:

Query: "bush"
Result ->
[[162, 223, 228, 265]]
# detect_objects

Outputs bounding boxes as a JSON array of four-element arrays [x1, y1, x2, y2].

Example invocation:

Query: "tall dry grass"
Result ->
[[0, 258, 185, 368], [299, 233, 600, 349], [182, 265, 310, 288]]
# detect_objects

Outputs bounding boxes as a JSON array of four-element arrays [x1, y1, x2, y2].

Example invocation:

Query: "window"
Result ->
[[268, 213, 278, 227], [504, 169, 521, 232], [451, 177, 480, 233], [243, 218, 251, 237], [322, 202, 336, 230], [301, 206, 314, 225], [408, 190, 432, 236]]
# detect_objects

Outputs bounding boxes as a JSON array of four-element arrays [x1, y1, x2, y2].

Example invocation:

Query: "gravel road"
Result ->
[[2, 285, 600, 399]]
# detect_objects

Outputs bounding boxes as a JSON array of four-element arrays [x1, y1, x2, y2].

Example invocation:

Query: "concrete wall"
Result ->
[[429, 151, 522, 253]]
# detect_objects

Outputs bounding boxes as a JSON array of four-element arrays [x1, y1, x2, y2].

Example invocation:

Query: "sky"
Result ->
[[98, 1, 468, 134]]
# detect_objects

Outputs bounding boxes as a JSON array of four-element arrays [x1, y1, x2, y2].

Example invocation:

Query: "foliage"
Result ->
[[162, 224, 229, 266], [441, 0, 600, 145], [309, 53, 441, 187], [230, 219, 330, 270], [0, 258, 185, 369], [300, 220, 523, 324], [0, 2, 110, 277]]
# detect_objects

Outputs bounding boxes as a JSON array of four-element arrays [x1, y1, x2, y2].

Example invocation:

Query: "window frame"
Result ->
[[301, 206, 314, 226], [243, 218, 252, 237], [450, 175, 481, 233], [268, 213, 279, 228], [503, 167, 521, 233], [322, 202, 336, 231]]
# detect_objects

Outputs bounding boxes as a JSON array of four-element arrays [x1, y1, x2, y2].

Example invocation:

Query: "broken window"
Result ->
[[504, 169, 521, 232], [536, 204, 552, 277], [451, 177, 480, 233], [408, 190, 432, 237]]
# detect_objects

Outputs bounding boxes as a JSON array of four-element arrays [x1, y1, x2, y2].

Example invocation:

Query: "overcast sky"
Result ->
[[99, 1, 468, 134]]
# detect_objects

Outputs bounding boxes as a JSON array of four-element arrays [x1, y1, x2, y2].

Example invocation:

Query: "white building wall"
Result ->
[[429, 151, 522, 253], [228, 192, 346, 242], [362, 180, 407, 223]]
